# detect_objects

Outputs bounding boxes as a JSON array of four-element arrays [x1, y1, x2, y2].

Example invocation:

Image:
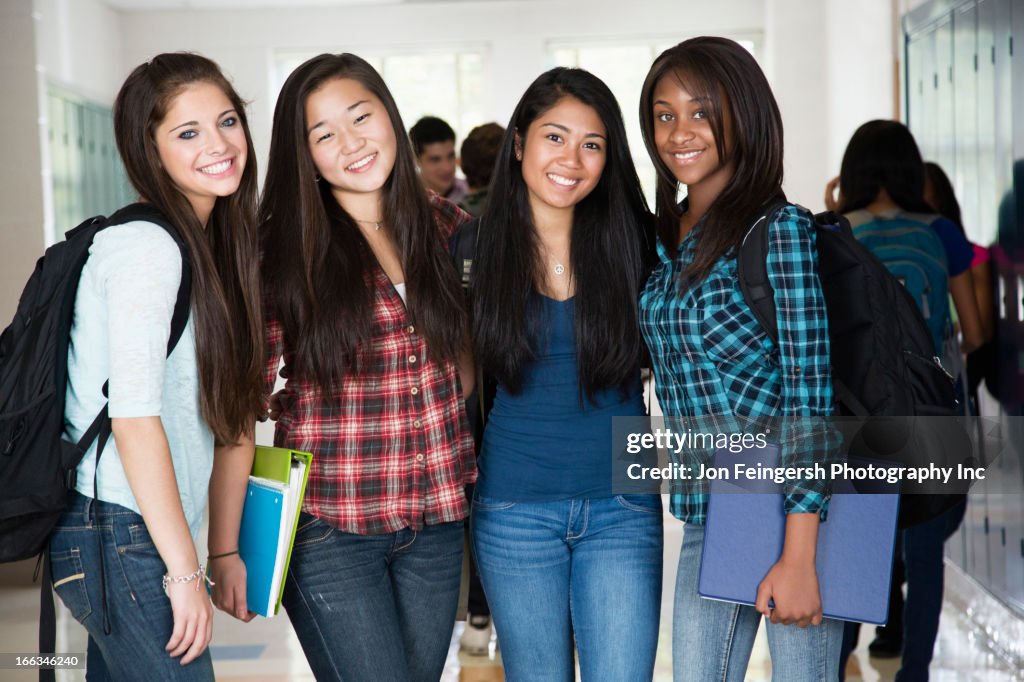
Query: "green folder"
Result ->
[[248, 445, 312, 616]]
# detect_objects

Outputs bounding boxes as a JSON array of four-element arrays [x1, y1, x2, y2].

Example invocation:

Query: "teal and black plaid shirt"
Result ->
[[639, 204, 834, 525]]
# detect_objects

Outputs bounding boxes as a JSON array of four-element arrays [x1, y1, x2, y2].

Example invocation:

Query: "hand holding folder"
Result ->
[[238, 446, 312, 617]]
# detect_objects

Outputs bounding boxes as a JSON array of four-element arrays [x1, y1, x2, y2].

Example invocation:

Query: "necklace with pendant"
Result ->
[[541, 243, 567, 276]]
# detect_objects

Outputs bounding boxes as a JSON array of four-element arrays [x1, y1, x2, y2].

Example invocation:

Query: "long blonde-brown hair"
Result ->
[[114, 52, 263, 444]]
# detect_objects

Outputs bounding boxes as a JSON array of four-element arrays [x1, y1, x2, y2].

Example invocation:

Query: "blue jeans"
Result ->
[[47, 491, 215, 681], [281, 513, 463, 682], [674, 524, 843, 682], [471, 494, 663, 681]]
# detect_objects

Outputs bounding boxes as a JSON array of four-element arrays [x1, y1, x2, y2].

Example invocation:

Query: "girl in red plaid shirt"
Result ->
[[209, 53, 475, 681]]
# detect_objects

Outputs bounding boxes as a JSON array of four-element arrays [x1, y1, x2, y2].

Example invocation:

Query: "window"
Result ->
[[272, 48, 487, 146], [549, 38, 758, 209]]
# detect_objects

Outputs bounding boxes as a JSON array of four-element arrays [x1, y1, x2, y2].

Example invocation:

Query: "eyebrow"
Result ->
[[169, 109, 236, 133], [307, 100, 370, 135], [653, 96, 709, 107], [540, 122, 606, 140]]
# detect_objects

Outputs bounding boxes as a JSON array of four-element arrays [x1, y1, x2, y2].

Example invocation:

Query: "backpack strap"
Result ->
[[737, 205, 869, 417], [736, 199, 789, 344]]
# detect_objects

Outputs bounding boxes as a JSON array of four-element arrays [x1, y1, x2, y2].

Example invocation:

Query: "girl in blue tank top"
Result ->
[[466, 67, 662, 680]]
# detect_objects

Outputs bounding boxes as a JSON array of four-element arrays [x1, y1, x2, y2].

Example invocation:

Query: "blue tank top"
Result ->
[[477, 295, 646, 501]]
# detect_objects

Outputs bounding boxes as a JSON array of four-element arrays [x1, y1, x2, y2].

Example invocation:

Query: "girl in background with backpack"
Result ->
[[466, 67, 661, 680], [48, 53, 264, 680], [638, 37, 843, 680], [211, 53, 476, 682], [831, 123, 979, 682], [834, 121, 984, 358]]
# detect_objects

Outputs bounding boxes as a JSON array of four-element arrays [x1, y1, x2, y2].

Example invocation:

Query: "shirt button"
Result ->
[[410, 387, 419, 395], [414, 420, 422, 428], [794, 365, 802, 375], [409, 355, 417, 364], [415, 454, 424, 462], [407, 325, 415, 334]]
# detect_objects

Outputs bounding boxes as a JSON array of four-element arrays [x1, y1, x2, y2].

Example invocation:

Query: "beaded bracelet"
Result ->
[[162, 566, 215, 594]]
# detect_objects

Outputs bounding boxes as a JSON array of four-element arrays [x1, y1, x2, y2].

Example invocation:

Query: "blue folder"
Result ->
[[238, 479, 287, 618], [699, 446, 900, 624]]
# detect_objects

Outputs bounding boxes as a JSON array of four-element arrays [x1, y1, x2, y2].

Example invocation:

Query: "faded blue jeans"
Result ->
[[48, 491, 215, 681], [674, 524, 843, 682], [471, 494, 664, 681], [281, 513, 463, 682]]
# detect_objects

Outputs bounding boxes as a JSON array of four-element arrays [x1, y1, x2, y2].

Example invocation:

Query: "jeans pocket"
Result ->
[[614, 494, 663, 514], [50, 548, 92, 622], [120, 553, 169, 607], [122, 523, 157, 552], [471, 494, 516, 512], [293, 514, 335, 548]]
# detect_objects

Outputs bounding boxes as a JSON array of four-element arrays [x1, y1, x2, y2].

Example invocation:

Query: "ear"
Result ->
[[513, 129, 523, 161]]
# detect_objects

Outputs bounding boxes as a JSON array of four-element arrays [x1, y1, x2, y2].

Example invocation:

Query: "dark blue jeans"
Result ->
[[47, 491, 215, 681], [281, 513, 463, 682]]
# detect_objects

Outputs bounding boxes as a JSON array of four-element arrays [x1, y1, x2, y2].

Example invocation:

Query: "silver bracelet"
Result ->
[[162, 566, 215, 594]]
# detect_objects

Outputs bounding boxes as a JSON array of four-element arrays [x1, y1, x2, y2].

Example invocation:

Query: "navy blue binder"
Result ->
[[699, 446, 900, 624]]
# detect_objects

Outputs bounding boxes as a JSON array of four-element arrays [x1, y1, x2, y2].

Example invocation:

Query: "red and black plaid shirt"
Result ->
[[264, 195, 476, 535]]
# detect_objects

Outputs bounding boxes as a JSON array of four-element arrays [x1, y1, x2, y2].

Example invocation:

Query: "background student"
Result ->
[[49, 52, 264, 680], [466, 66, 662, 681], [457, 121, 505, 218], [924, 161, 997, 413], [410, 115, 469, 204], [212, 53, 476, 682], [638, 36, 843, 681]]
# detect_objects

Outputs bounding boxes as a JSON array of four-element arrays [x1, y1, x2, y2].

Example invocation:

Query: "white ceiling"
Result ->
[[100, 0, 497, 8]]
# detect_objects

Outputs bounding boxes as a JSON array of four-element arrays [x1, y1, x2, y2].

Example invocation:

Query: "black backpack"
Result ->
[[737, 201, 968, 527], [0, 203, 192, 562]]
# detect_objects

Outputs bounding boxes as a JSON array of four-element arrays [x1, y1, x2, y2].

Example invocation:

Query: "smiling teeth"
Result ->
[[347, 153, 376, 171], [548, 173, 579, 187], [199, 160, 232, 175], [674, 151, 701, 160]]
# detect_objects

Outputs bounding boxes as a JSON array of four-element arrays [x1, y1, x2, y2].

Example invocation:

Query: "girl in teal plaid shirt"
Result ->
[[638, 37, 843, 680]]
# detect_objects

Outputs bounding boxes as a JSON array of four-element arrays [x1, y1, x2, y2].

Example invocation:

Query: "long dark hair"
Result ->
[[837, 120, 934, 215], [114, 52, 263, 445], [639, 36, 784, 283], [924, 161, 964, 231], [472, 67, 651, 396], [261, 53, 466, 392]]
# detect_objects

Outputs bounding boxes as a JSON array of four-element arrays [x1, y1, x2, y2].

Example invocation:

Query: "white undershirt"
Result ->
[[394, 281, 407, 304]]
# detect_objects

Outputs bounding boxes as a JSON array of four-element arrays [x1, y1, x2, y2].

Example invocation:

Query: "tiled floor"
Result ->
[[1, 515, 1021, 681]]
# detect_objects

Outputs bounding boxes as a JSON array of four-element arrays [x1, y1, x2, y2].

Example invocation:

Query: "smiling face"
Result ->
[[305, 77, 397, 213], [518, 96, 606, 222], [651, 74, 735, 205], [153, 80, 247, 224]]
